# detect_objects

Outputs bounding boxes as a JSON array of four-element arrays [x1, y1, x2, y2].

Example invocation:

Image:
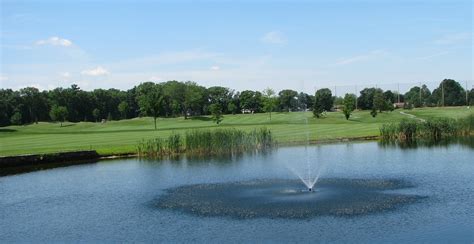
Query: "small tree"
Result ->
[[373, 89, 385, 112], [342, 94, 356, 120], [262, 88, 277, 120], [92, 108, 100, 122], [136, 82, 163, 130], [384, 100, 394, 112], [50, 105, 68, 127], [10, 110, 22, 125], [370, 107, 378, 118], [209, 103, 223, 125], [118, 101, 129, 120], [313, 88, 333, 118], [227, 102, 237, 115]]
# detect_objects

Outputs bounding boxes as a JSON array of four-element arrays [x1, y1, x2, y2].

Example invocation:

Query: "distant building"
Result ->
[[393, 102, 405, 108]]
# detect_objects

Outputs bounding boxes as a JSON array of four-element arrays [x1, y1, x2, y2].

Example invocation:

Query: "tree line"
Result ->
[[1, 79, 472, 127]]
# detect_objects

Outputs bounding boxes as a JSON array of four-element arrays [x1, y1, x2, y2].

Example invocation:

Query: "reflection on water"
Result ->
[[378, 136, 474, 150], [138, 149, 275, 166]]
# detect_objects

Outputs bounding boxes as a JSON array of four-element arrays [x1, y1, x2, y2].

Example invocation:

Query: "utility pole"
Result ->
[[466, 81, 469, 106], [441, 82, 445, 107], [419, 82, 422, 107], [355, 85, 358, 110], [397, 83, 400, 104]]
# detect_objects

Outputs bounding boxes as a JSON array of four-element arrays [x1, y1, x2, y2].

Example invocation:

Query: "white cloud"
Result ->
[[261, 31, 287, 44], [335, 50, 387, 65], [434, 32, 471, 45], [0, 75, 8, 81], [81, 66, 109, 76], [210, 66, 220, 71], [36, 36, 73, 47]]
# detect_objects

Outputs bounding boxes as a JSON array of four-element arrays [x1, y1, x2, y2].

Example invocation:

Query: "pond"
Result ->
[[1, 140, 473, 242]]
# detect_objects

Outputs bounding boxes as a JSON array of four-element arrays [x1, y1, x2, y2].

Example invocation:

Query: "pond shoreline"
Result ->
[[0, 136, 380, 176]]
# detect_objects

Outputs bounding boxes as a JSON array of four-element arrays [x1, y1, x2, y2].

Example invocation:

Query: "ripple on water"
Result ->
[[153, 178, 426, 219]]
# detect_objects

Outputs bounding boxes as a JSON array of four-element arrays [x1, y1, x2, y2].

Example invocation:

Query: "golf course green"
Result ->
[[0, 107, 472, 156]]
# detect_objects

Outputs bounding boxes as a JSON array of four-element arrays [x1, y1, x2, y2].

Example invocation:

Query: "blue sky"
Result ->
[[1, 0, 472, 93]]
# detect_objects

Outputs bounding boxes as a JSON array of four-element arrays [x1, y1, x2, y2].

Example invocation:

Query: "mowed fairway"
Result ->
[[1, 107, 472, 156]]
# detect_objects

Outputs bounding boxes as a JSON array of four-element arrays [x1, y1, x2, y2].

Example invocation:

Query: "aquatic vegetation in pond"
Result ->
[[137, 128, 275, 157]]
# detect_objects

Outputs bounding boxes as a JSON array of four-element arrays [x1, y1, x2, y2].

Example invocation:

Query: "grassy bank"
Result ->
[[0, 107, 472, 156]]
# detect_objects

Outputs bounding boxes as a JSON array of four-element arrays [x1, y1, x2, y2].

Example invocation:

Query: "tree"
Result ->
[[89, 88, 125, 122], [262, 88, 277, 120], [432, 79, 465, 106], [183, 82, 207, 118], [10, 110, 22, 125], [209, 103, 223, 124], [19, 87, 48, 124], [313, 88, 333, 118], [342, 94, 356, 120], [0, 89, 20, 126], [469, 89, 474, 106], [373, 89, 385, 112], [118, 101, 129, 119], [334, 96, 344, 107], [420, 85, 433, 106], [297, 92, 312, 111], [227, 102, 237, 115], [92, 108, 101, 122], [383, 90, 396, 104], [136, 82, 163, 130], [370, 108, 377, 118], [208, 86, 232, 114], [357, 88, 377, 110], [404, 86, 429, 108], [162, 80, 185, 117], [50, 105, 68, 127], [278, 89, 298, 112], [240, 90, 262, 113]]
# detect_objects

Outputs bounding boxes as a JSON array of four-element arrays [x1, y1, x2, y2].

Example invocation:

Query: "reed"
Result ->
[[379, 123, 399, 140], [380, 114, 474, 141], [137, 133, 183, 157], [137, 128, 275, 157]]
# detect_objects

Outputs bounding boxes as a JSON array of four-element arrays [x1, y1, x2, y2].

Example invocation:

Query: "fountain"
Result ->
[[153, 85, 425, 219], [285, 95, 324, 192]]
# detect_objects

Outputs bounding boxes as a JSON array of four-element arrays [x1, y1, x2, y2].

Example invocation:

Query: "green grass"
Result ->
[[1, 107, 472, 156]]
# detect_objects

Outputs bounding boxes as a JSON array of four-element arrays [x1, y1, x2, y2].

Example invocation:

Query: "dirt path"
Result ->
[[399, 111, 426, 122]]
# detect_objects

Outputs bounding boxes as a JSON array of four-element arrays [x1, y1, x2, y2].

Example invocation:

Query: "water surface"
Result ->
[[1, 140, 473, 242]]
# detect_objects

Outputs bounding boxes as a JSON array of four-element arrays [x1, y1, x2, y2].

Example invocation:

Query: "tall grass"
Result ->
[[137, 128, 275, 157], [137, 133, 183, 157], [380, 114, 474, 140]]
